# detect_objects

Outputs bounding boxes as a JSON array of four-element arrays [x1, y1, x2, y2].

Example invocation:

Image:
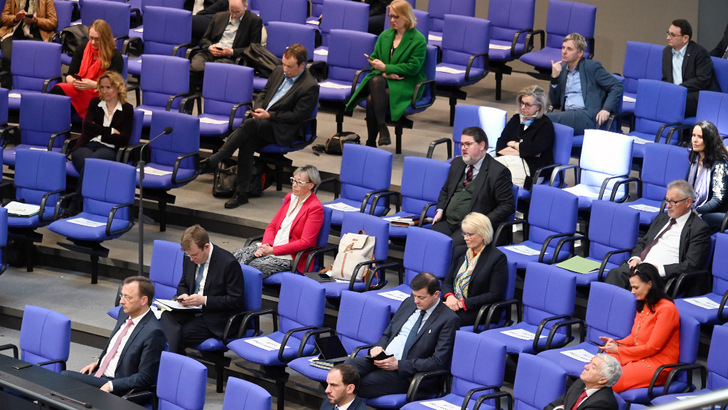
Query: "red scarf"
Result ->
[[58, 42, 106, 118]]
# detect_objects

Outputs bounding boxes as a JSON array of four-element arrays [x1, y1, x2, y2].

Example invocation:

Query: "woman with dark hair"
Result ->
[[687, 120, 728, 232], [599, 264, 680, 393]]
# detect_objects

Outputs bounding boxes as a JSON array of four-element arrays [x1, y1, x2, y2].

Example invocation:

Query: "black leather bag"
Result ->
[[324, 132, 360, 155], [212, 164, 237, 198], [241, 43, 282, 79]]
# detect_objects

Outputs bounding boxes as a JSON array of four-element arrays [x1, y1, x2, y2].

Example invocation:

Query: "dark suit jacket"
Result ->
[[76, 98, 134, 150], [255, 65, 320, 146], [176, 244, 245, 338], [376, 296, 459, 379], [436, 154, 515, 230], [632, 212, 710, 278], [710, 23, 728, 58], [441, 245, 509, 326], [320, 396, 367, 410], [544, 379, 618, 410], [662, 41, 718, 94], [549, 58, 623, 117], [198, 10, 262, 59], [97, 310, 167, 393], [496, 114, 556, 181]]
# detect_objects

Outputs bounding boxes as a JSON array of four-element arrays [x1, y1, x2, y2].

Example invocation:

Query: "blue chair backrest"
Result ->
[[340, 212, 389, 262], [143, 6, 191, 57], [340, 144, 392, 202], [310, 0, 323, 17], [222, 377, 271, 410], [129, 109, 145, 147], [81, 0, 130, 49], [156, 351, 207, 410], [203, 64, 254, 118], [527, 185, 577, 248], [552, 122, 574, 167], [579, 130, 633, 189], [522, 263, 575, 326], [150, 239, 186, 300], [277, 273, 325, 333], [54, 0, 75, 33], [695, 90, 728, 137], [544, 0, 596, 53], [428, 0, 475, 34], [711, 234, 728, 297], [320, 0, 368, 47], [622, 41, 664, 95], [258, 0, 307, 25], [584, 282, 636, 342], [0, 88, 7, 124], [513, 354, 567, 410], [19, 93, 71, 149], [140, 55, 189, 109], [400, 156, 449, 216], [413, 45, 439, 110], [634, 79, 686, 141], [265, 21, 316, 59], [337, 291, 390, 352], [679, 315, 700, 364], [81, 159, 136, 221], [712, 56, 728, 93], [403, 227, 452, 284], [149, 111, 200, 170], [242, 266, 263, 311], [142, 0, 185, 10], [327, 29, 377, 83], [588, 200, 639, 265], [706, 324, 728, 390], [11, 41, 62, 91], [15, 150, 66, 215], [441, 15, 489, 70], [20, 305, 71, 373], [641, 143, 689, 202], [488, 0, 534, 44], [384, 8, 430, 40], [451, 331, 506, 397]]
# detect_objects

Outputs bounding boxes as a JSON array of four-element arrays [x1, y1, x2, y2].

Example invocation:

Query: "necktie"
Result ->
[[194, 263, 205, 294], [463, 165, 473, 186], [95, 319, 134, 377], [640, 218, 676, 261], [571, 390, 588, 410], [402, 310, 426, 360]]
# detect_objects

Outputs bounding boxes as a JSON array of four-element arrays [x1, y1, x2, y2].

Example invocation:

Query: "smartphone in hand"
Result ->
[[71, 74, 83, 80]]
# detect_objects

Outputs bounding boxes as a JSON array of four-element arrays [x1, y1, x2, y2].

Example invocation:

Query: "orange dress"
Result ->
[[609, 298, 680, 392]]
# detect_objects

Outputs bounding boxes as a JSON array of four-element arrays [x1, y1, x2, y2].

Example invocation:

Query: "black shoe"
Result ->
[[224, 192, 249, 209], [378, 125, 391, 146], [199, 158, 216, 174]]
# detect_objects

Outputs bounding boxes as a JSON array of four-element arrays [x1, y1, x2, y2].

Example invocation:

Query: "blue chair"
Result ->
[[626, 79, 687, 159], [427, 104, 507, 159], [400, 331, 507, 410], [684, 90, 728, 137], [257, 0, 307, 26], [80, 0, 131, 51], [54, 1, 75, 66], [127, 6, 192, 77], [136, 55, 191, 128], [617, 41, 664, 116], [465, 259, 518, 333], [2, 92, 71, 167], [519, 0, 596, 76], [306, 0, 323, 24], [127, 0, 186, 41], [537, 282, 636, 378], [0, 207, 7, 276], [6, 150, 66, 272], [288, 290, 391, 384], [254, 21, 316, 91], [48, 159, 136, 284], [487, 0, 535, 101], [313, 0, 369, 63], [435, 15, 490, 126], [426, 0, 475, 48], [478, 262, 576, 355], [155, 351, 207, 410], [6, 40, 62, 111], [317, 144, 392, 227], [0, 305, 71, 372], [516, 122, 574, 205], [222, 377, 272, 410], [712, 56, 728, 93], [496, 185, 578, 270]]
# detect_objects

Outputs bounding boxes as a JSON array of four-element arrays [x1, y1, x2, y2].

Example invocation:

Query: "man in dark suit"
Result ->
[[320, 364, 367, 410], [605, 180, 711, 290], [200, 43, 320, 208], [544, 353, 621, 410], [163, 224, 245, 354], [547, 33, 623, 136], [662, 19, 718, 117], [431, 126, 514, 248], [189, 0, 262, 86], [62, 276, 166, 395], [710, 22, 728, 59], [346, 272, 460, 398]]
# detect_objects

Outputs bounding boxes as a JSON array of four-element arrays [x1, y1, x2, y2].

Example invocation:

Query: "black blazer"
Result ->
[[254, 65, 320, 146], [496, 114, 556, 181], [631, 212, 710, 278], [97, 310, 167, 394], [198, 10, 262, 59], [441, 245, 509, 326], [320, 396, 368, 410], [662, 41, 719, 93], [76, 98, 134, 150], [710, 23, 728, 58], [436, 154, 515, 230], [375, 296, 459, 379], [176, 245, 245, 338], [544, 379, 618, 410]]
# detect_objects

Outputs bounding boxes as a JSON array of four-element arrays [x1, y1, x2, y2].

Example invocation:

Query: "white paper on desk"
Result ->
[[623, 96, 636, 103], [501, 328, 545, 340], [4, 201, 40, 216], [378, 290, 410, 301], [420, 400, 462, 410], [563, 185, 600, 198], [29, 147, 47, 151], [138, 108, 152, 115], [319, 81, 350, 90], [314, 49, 329, 56], [683, 297, 720, 310], [631, 138, 651, 145], [436, 66, 466, 75], [325, 202, 360, 212], [490, 44, 512, 51], [9, 93, 20, 99], [244, 336, 291, 351], [629, 204, 660, 212], [503, 244, 541, 256], [154, 298, 202, 310], [307, 20, 320, 25], [141, 166, 173, 176], [560, 349, 595, 363], [134, 28, 143, 33], [67, 218, 106, 228], [199, 117, 229, 125], [428, 34, 442, 42]]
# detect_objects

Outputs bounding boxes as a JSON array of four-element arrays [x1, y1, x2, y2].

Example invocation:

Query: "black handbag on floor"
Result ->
[[212, 164, 237, 198]]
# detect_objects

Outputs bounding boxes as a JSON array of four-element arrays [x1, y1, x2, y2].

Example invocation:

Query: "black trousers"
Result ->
[[160, 311, 217, 354]]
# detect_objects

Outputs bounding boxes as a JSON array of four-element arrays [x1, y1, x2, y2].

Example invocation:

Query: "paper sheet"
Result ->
[[623, 96, 636, 103], [490, 44, 512, 51], [200, 117, 229, 125], [134, 28, 144, 33], [4, 201, 40, 217], [629, 204, 661, 212], [503, 244, 540, 256], [436, 66, 466, 75], [67, 218, 105, 228], [683, 297, 720, 310], [307, 20, 320, 26], [560, 348, 595, 363], [314, 49, 329, 56], [154, 298, 202, 310], [501, 328, 545, 340], [377, 290, 410, 301], [141, 166, 173, 176], [244, 336, 290, 351], [428, 34, 442, 42], [324, 202, 360, 212], [420, 400, 462, 410], [631, 138, 651, 145], [563, 185, 600, 198], [9, 93, 20, 98], [319, 81, 351, 90]]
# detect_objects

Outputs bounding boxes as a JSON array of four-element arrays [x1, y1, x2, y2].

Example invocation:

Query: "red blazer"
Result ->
[[262, 193, 324, 272]]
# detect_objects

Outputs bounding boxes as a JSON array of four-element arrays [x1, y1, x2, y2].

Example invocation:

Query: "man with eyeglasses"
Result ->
[[189, 0, 262, 88], [63, 276, 166, 397], [161, 224, 245, 354], [605, 180, 710, 290], [431, 126, 514, 248], [662, 19, 718, 118]]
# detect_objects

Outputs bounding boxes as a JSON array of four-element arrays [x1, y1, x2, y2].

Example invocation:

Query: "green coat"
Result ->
[[345, 27, 427, 122]]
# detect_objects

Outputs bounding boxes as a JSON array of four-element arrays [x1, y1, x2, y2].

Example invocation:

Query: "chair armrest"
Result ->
[[298, 327, 336, 357], [0, 344, 19, 358], [493, 219, 527, 246], [122, 37, 142, 55], [54, 192, 80, 219], [185, 45, 201, 60], [229, 101, 252, 132], [106, 202, 135, 236], [180, 95, 201, 116], [130, 8, 142, 27], [598, 174, 629, 202], [648, 362, 706, 400], [612, 177, 642, 201], [532, 163, 561, 187], [510, 29, 533, 58], [597, 249, 633, 281], [464, 52, 489, 82], [244, 234, 264, 247], [426, 137, 452, 159], [0, 125, 19, 148], [63, 135, 81, 156], [351, 67, 372, 95], [361, 189, 390, 214], [463, 385, 502, 410], [539, 232, 578, 264], [48, 130, 72, 151], [38, 188, 66, 223], [122, 385, 156, 409], [35, 359, 66, 371], [42, 76, 63, 93], [719, 290, 728, 323], [550, 164, 580, 187], [533, 314, 573, 352], [483, 299, 523, 330], [653, 122, 682, 144], [222, 310, 258, 344], [411, 79, 436, 110], [166, 93, 192, 112], [527, 29, 545, 51], [668, 270, 712, 299], [172, 42, 193, 58], [278, 325, 319, 363], [348, 259, 388, 291], [375, 261, 402, 285], [236, 308, 278, 339], [127, 84, 140, 108], [172, 152, 200, 185], [548, 318, 586, 344], [666, 123, 693, 146], [303, 245, 337, 274], [550, 234, 586, 264], [314, 177, 340, 199], [369, 191, 401, 215], [474, 390, 513, 410], [417, 203, 437, 227], [406, 369, 451, 402], [351, 343, 377, 357]]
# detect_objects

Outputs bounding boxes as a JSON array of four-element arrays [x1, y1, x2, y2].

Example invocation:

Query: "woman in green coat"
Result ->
[[344, 0, 427, 147]]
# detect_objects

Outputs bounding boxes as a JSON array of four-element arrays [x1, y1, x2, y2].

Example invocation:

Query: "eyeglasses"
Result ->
[[666, 31, 682, 38], [290, 177, 311, 186], [461, 141, 479, 149], [520, 101, 537, 108], [119, 293, 136, 301], [462, 232, 477, 238], [664, 197, 689, 206]]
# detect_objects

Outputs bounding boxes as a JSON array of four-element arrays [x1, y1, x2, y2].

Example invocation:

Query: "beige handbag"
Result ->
[[328, 230, 376, 282]]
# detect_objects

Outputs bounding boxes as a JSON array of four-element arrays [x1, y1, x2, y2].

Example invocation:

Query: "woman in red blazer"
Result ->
[[233, 165, 324, 277]]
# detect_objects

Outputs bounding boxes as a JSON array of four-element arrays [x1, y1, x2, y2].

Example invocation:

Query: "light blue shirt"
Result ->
[[217, 17, 240, 49], [672, 46, 686, 85], [385, 299, 440, 360], [265, 72, 302, 110], [564, 67, 586, 111]]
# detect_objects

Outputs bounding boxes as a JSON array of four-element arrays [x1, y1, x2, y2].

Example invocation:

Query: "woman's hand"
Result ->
[[254, 243, 274, 258], [444, 295, 461, 311], [382, 73, 403, 80], [368, 57, 386, 72], [599, 336, 619, 354], [74, 79, 96, 91]]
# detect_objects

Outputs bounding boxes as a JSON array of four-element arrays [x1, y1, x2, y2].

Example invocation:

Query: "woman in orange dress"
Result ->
[[599, 263, 680, 393]]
